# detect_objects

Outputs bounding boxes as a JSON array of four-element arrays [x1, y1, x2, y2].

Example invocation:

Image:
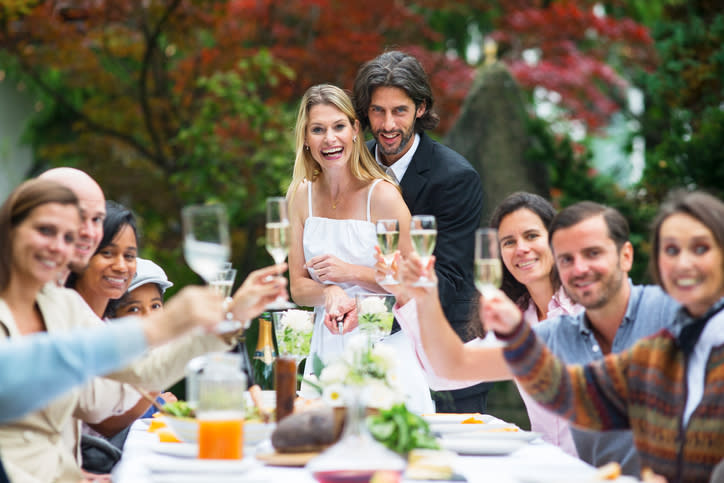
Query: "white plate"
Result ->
[[146, 455, 256, 474], [444, 429, 541, 442], [152, 442, 198, 458], [429, 421, 518, 435], [513, 467, 641, 483], [422, 413, 497, 425], [439, 437, 528, 455]]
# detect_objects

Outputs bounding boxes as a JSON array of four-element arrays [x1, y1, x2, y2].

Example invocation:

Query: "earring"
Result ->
[[353, 135, 357, 142], [304, 145, 309, 151]]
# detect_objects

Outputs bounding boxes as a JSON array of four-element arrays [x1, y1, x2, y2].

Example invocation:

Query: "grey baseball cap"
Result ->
[[128, 257, 173, 294]]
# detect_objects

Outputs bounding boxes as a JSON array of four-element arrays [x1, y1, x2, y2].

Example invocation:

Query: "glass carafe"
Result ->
[[307, 386, 405, 483]]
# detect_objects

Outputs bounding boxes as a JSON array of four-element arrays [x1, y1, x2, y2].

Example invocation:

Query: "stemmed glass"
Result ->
[[410, 215, 437, 287], [355, 293, 395, 343], [181, 204, 239, 333], [375, 219, 400, 286], [475, 228, 504, 346], [265, 197, 295, 310]]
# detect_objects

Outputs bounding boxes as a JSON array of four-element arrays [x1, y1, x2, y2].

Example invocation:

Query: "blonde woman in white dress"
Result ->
[[287, 84, 415, 379]]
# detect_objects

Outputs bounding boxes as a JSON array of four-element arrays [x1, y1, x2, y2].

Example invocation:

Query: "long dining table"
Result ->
[[111, 414, 639, 483]]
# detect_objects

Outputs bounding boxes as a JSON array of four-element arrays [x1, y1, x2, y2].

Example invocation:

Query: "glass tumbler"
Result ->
[[196, 352, 247, 460]]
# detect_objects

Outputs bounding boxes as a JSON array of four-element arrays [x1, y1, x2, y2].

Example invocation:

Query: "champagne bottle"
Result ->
[[252, 312, 277, 390]]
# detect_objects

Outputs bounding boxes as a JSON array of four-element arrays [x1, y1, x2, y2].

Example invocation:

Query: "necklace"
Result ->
[[332, 198, 340, 209]]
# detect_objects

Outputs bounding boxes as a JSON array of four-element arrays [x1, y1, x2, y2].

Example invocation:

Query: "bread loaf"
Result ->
[[271, 407, 338, 453]]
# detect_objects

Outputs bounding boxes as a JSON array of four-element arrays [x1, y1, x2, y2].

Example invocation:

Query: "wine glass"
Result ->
[[265, 197, 296, 310], [182, 204, 230, 282], [410, 215, 437, 287], [181, 204, 239, 332], [475, 228, 504, 346], [355, 293, 395, 343], [375, 219, 400, 286]]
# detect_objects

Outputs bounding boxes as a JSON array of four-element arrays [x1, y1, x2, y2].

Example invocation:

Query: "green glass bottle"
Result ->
[[251, 312, 277, 390]]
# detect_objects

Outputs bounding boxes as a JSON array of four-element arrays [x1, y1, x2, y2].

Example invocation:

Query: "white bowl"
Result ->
[[245, 422, 275, 445], [161, 415, 198, 443], [161, 416, 274, 446]]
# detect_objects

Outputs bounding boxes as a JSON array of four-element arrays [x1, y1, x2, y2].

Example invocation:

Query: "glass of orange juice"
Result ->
[[197, 353, 247, 460]]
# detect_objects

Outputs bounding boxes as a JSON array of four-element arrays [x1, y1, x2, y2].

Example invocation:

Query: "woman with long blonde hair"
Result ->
[[287, 84, 412, 374]]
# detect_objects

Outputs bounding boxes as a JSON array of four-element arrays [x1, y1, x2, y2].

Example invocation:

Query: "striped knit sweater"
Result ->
[[503, 317, 724, 483]]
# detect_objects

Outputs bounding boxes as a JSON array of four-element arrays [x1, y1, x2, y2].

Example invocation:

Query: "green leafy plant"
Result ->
[[367, 404, 439, 455]]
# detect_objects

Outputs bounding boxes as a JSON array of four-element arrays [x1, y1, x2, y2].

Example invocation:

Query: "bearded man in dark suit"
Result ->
[[353, 50, 491, 413]]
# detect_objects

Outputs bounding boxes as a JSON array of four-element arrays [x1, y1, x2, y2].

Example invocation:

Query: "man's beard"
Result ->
[[374, 124, 415, 158], [566, 267, 625, 311]]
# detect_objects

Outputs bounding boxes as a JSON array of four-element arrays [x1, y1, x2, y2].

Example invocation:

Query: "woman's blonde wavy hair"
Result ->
[[286, 84, 395, 203]]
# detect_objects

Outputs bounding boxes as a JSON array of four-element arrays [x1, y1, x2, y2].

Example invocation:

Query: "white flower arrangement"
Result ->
[[357, 295, 394, 336], [309, 333, 403, 409]]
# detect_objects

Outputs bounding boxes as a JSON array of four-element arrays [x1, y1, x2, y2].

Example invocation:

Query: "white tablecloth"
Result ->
[[112, 418, 603, 483]]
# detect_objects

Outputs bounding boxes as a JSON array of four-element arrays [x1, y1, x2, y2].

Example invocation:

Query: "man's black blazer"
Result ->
[[368, 132, 482, 340]]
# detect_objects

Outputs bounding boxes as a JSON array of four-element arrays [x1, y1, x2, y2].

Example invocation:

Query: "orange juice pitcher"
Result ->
[[196, 353, 247, 460]]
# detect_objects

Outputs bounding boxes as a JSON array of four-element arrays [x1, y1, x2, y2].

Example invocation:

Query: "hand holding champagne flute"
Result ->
[[182, 204, 241, 333], [475, 228, 504, 346], [410, 215, 437, 287], [265, 197, 295, 309]]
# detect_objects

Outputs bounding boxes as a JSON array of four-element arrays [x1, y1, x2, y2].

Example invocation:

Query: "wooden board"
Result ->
[[255, 450, 319, 467]]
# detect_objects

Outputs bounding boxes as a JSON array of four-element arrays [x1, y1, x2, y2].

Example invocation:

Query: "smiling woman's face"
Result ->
[[11, 202, 80, 290], [498, 208, 554, 289], [658, 213, 724, 317], [76, 224, 138, 303]]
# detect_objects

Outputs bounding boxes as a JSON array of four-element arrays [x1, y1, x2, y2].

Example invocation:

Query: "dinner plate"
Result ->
[[146, 455, 256, 474], [438, 437, 528, 455], [422, 413, 497, 425], [152, 442, 198, 458], [443, 429, 541, 442], [429, 421, 519, 435], [512, 467, 641, 483]]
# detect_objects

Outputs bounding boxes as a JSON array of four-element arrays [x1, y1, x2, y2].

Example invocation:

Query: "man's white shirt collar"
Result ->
[[375, 133, 420, 184]]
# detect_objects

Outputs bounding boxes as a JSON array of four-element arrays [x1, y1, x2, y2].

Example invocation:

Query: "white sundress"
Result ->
[[301, 179, 435, 414], [302, 179, 381, 374]]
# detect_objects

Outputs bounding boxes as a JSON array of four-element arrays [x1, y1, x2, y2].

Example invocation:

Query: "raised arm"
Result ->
[[397, 254, 511, 382], [483, 290, 631, 431]]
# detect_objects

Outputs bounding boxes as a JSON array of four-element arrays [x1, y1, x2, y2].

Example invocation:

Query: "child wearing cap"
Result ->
[[106, 258, 178, 418], [106, 258, 174, 319]]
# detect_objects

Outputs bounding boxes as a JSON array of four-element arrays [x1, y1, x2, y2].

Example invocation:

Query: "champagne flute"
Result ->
[[375, 219, 400, 286], [475, 228, 504, 346], [265, 197, 295, 310], [182, 204, 239, 333], [410, 215, 437, 287]]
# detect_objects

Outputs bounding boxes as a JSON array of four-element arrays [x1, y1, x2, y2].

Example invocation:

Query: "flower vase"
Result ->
[[308, 386, 405, 483]]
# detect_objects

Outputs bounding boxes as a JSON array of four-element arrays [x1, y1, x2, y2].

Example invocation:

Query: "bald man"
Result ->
[[38, 167, 106, 281]]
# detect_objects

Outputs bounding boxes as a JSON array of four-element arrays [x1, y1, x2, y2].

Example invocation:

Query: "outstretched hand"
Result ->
[[479, 289, 523, 337], [230, 264, 288, 322], [143, 286, 225, 345]]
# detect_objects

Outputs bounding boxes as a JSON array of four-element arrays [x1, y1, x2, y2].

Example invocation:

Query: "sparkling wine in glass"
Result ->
[[265, 197, 295, 310], [375, 219, 399, 286], [475, 228, 504, 346], [410, 215, 437, 287]]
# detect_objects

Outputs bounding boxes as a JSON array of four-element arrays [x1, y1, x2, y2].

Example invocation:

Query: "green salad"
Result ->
[[367, 404, 439, 454]]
